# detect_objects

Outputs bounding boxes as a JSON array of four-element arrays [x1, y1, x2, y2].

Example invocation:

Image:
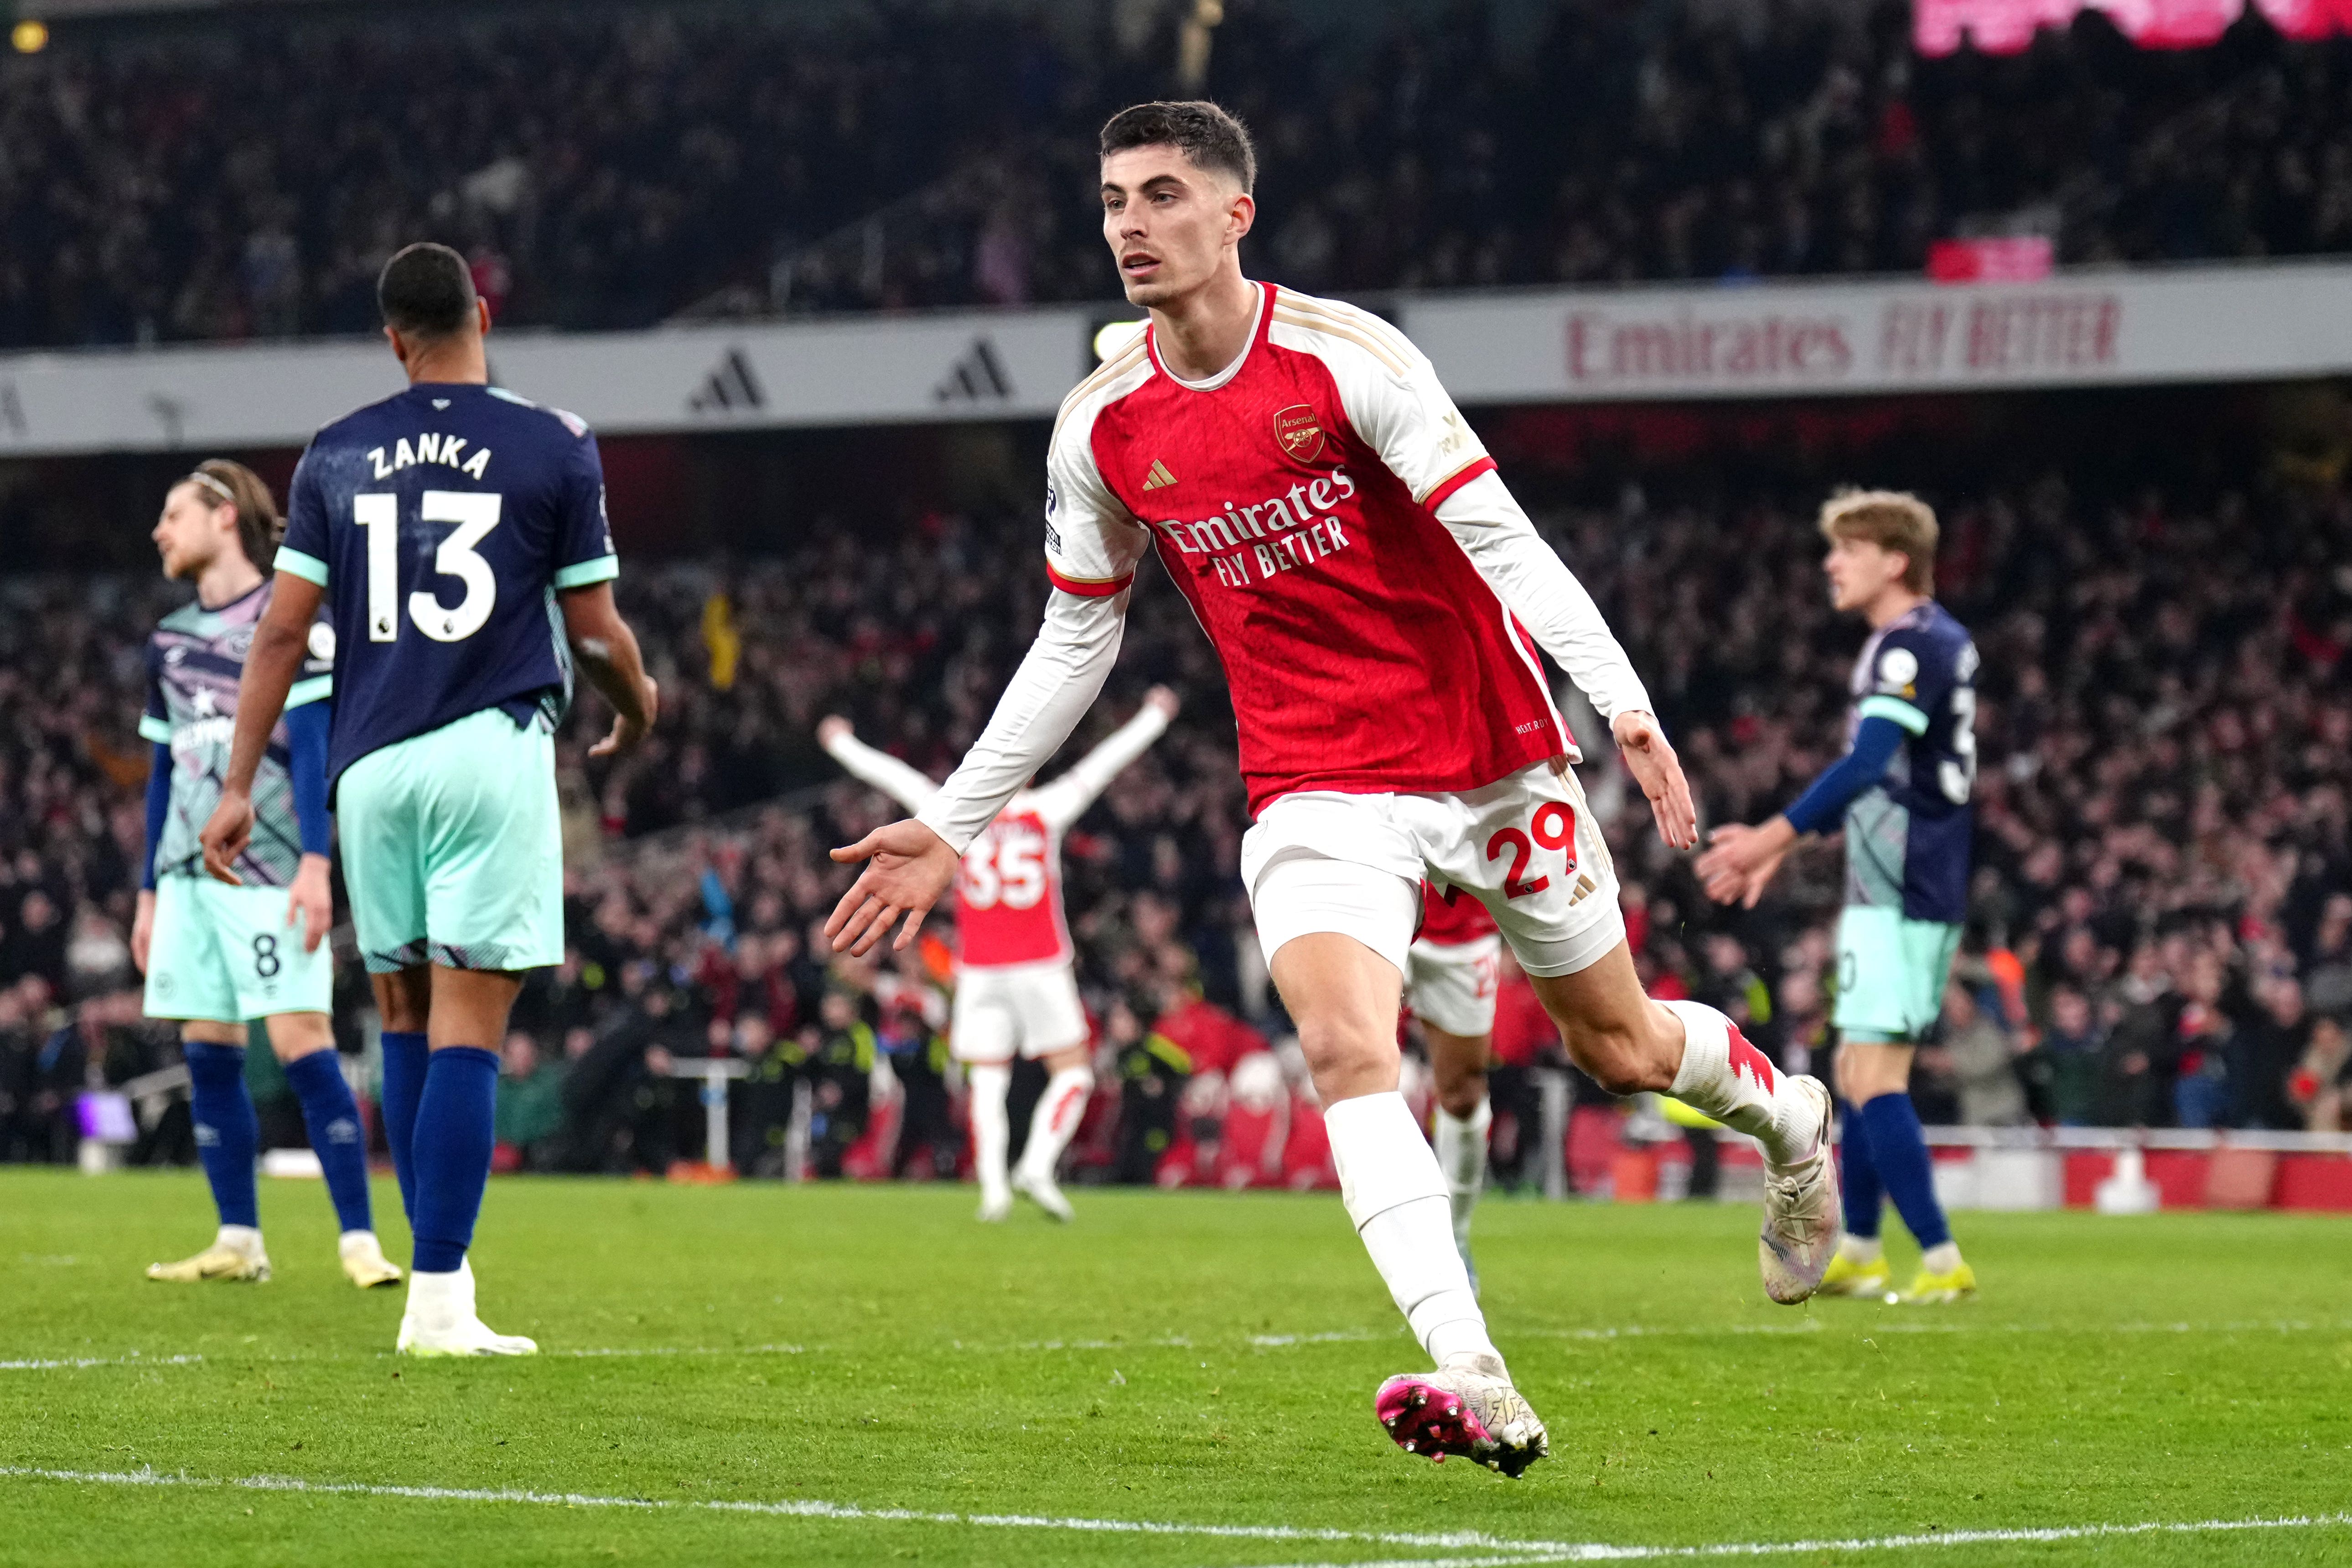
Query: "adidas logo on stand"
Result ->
[[689, 347, 766, 414], [1142, 460, 1177, 491], [934, 336, 1013, 403]]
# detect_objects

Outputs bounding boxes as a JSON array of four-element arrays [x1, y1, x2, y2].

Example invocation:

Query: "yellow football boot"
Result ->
[[1895, 1261, 1978, 1304], [1817, 1251, 1893, 1299], [146, 1241, 270, 1283], [339, 1232, 404, 1289]]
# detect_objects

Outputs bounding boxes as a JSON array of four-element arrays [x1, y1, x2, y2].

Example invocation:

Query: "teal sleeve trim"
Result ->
[[1857, 694, 1930, 735], [275, 547, 329, 586], [553, 555, 620, 590], [138, 715, 173, 743], [284, 675, 335, 711]]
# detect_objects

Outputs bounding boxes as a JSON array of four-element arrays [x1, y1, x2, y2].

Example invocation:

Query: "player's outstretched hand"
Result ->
[[816, 714, 853, 747], [590, 675, 661, 758], [1144, 684, 1181, 719], [288, 852, 334, 954], [826, 819, 960, 956], [1611, 709, 1698, 851], [1696, 819, 1796, 909], [198, 789, 254, 886]]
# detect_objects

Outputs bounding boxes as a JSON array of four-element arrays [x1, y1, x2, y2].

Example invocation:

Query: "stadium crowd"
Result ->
[[6, 0, 2352, 347], [2, 464, 2348, 1175]]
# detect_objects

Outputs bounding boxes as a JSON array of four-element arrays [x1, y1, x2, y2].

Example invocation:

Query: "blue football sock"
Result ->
[[409, 1046, 498, 1275], [1838, 1098, 1883, 1240], [283, 1049, 374, 1236], [378, 1030, 429, 1223], [1860, 1091, 1951, 1252], [185, 1041, 259, 1230]]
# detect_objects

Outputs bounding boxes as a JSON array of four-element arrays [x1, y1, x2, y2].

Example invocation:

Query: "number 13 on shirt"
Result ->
[[355, 490, 503, 643]]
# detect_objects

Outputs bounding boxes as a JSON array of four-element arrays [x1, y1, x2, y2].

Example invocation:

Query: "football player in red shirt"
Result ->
[[827, 101, 1838, 1479], [819, 688, 1176, 1222]]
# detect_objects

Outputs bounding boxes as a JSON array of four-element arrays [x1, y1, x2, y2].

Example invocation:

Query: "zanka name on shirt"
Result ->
[[1153, 467, 1358, 591], [365, 433, 493, 481]]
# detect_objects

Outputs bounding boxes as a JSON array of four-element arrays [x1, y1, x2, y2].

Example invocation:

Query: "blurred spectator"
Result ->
[[9, 3, 2352, 348], [1939, 980, 2031, 1127], [494, 1030, 567, 1171]]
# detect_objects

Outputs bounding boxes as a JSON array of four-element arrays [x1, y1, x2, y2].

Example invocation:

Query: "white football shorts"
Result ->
[[1241, 760, 1624, 981], [950, 958, 1091, 1064], [1406, 934, 1503, 1038]]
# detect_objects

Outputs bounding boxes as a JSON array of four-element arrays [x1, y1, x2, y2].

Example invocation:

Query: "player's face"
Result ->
[[151, 482, 227, 581], [1099, 146, 1251, 308], [1824, 533, 1906, 613]]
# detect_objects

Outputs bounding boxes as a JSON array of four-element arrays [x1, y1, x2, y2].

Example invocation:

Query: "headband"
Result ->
[[186, 471, 237, 505]]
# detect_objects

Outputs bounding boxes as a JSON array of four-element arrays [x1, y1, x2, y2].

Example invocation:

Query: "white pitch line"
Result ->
[[0, 1467, 1576, 1554], [0, 1354, 203, 1372], [5, 1465, 2347, 1563], [1235, 1509, 2352, 1565]]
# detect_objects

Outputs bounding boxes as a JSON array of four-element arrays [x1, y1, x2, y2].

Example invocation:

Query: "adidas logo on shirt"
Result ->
[[1142, 460, 1177, 491]]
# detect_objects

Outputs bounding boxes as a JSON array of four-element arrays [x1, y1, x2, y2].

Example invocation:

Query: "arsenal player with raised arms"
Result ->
[[818, 687, 1177, 1224], [826, 101, 1840, 1477]]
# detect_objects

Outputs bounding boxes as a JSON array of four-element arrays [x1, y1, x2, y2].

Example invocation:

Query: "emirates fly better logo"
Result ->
[[1273, 404, 1324, 462]]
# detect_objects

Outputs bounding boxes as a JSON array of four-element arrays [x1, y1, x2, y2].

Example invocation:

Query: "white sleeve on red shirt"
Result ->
[[1434, 472, 1654, 722], [1026, 700, 1172, 832], [1273, 290, 1653, 723], [917, 588, 1133, 854], [820, 730, 941, 814], [919, 351, 1153, 854]]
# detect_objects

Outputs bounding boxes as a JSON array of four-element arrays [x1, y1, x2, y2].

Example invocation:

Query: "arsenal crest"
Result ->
[[1273, 404, 1325, 463]]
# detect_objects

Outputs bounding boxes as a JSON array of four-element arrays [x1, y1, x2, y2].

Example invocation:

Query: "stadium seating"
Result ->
[[5, 3, 2352, 347]]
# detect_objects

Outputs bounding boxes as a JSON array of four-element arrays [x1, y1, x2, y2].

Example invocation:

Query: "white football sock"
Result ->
[[404, 1267, 466, 1326], [1839, 1235, 1883, 1265], [338, 1229, 378, 1255], [1016, 1065, 1094, 1180], [1327, 1092, 1498, 1367], [216, 1224, 263, 1256], [1922, 1241, 1963, 1274], [1432, 1097, 1492, 1249], [968, 1063, 1012, 1197], [1661, 999, 1815, 1165]]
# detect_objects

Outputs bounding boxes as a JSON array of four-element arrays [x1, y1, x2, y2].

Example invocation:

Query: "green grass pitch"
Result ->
[[4, 1169, 2349, 1566]]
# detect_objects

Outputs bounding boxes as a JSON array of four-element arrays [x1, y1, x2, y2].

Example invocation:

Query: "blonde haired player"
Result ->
[[819, 687, 1176, 1221], [136, 460, 399, 1290], [1699, 489, 1979, 1305], [827, 100, 1839, 1479]]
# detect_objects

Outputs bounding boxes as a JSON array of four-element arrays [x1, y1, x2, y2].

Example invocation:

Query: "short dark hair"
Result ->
[[1099, 100, 1255, 193], [377, 242, 478, 339]]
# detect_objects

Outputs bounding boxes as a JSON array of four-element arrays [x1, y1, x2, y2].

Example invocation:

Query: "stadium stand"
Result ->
[[6, 1, 2352, 347], [5, 466, 2348, 1169]]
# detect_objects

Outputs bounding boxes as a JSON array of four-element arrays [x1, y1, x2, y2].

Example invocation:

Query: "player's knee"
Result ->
[[267, 1011, 336, 1062], [1433, 1064, 1487, 1118], [1293, 1011, 1397, 1095]]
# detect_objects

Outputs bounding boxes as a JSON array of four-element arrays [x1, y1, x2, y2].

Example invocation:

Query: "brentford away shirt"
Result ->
[[277, 382, 618, 789]]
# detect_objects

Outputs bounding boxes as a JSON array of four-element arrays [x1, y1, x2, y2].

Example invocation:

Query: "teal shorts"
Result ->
[[143, 875, 333, 1024], [339, 707, 564, 975], [1834, 905, 1962, 1044]]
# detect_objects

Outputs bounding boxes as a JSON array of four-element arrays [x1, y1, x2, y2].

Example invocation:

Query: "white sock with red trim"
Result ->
[[968, 1063, 1011, 1200], [1661, 999, 1815, 1165], [1328, 1091, 1498, 1367], [1015, 1065, 1094, 1181]]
